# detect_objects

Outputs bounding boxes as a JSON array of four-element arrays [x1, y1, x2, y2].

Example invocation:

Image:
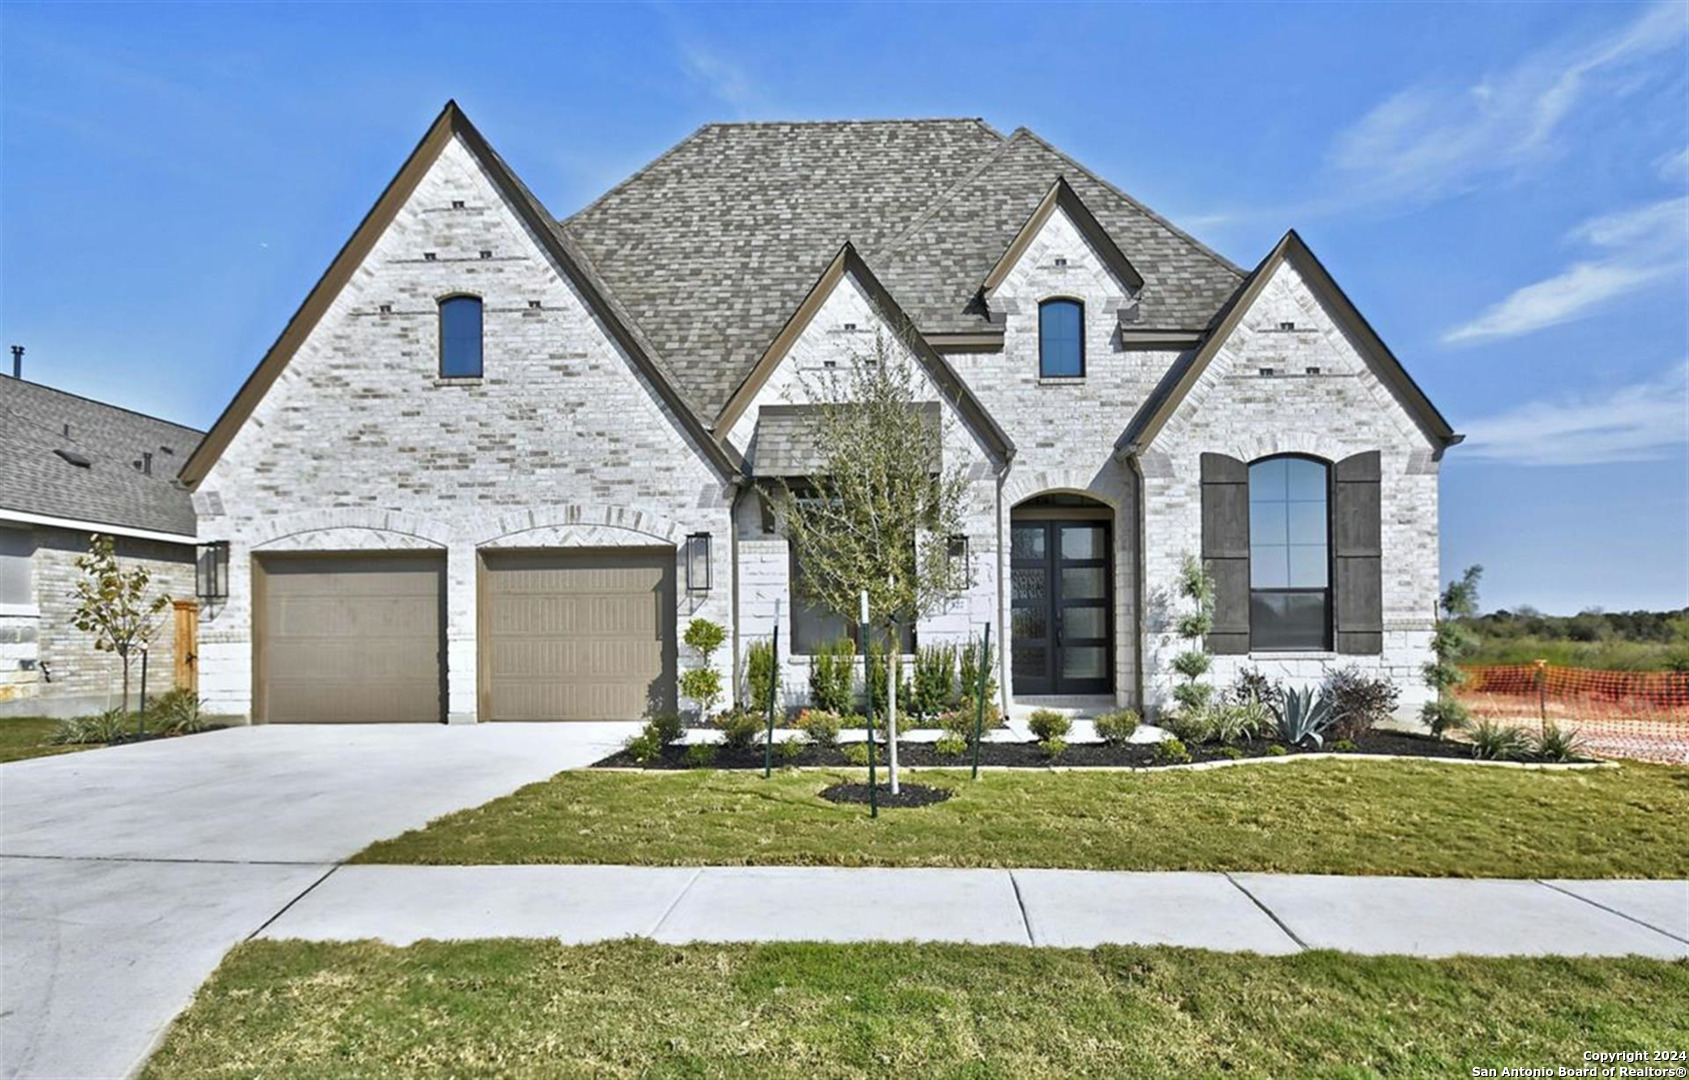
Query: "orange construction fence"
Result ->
[[1456, 662, 1689, 764]]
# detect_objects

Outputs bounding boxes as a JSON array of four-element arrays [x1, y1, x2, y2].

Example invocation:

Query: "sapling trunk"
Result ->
[[886, 627, 900, 795]]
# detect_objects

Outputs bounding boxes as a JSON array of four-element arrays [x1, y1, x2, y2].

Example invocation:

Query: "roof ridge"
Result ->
[[0, 377, 203, 437], [560, 121, 712, 227], [1013, 126, 1245, 279], [874, 128, 1025, 258], [696, 117, 995, 128]]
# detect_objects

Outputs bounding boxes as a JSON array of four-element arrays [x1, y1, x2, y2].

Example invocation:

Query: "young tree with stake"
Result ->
[[70, 533, 171, 715], [770, 330, 973, 794]]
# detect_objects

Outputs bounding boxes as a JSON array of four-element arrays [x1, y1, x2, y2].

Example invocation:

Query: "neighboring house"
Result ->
[[181, 102, 1459, 725], [0, 373, 202, 717]]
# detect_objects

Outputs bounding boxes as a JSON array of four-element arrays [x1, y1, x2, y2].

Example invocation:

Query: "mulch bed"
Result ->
[[593, 728, 1592, 770], [818, 781, 953, 808]]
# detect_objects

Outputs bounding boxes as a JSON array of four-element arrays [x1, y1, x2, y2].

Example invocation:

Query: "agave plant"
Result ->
[[1273, 686, 1332, 748], [1469, 719, 1532, 762]]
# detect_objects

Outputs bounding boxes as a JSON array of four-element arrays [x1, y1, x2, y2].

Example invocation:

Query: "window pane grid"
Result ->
[[1247, 456, 1330, 650], [1038, 300, 1084, 378]]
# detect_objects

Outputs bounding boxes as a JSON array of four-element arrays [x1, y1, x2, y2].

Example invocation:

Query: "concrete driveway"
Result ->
[[0, 722, 635, 1080]]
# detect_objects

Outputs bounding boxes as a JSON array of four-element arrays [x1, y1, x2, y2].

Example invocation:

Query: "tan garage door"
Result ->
[[256, 553, 445, 724], [481, 548, 675, 721]]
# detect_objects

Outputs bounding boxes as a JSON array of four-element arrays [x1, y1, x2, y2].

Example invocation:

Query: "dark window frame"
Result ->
[[1037, 297, 1086, 379], [438, 293, 484, 378], [1246, 453, 1333, 653]]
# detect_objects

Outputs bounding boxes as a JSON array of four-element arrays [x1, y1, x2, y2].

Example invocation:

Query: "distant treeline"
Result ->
[[1462, 608, 1689, 672]]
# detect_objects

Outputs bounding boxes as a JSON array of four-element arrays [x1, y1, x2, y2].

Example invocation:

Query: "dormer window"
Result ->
[[439, 295, 483, 378], [1038, 299, 1084, 378]]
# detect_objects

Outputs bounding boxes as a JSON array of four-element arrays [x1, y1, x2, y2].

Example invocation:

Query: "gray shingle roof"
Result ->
[[0, 377, 201, 536], [750, 402, 939, 477], [562, 120, 1244, 419]]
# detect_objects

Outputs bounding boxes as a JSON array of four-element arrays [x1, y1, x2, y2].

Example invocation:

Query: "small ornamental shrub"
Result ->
[[1331, 738, 1359, 753], [150, 687, 206, 734], [912, 644, 958, 718], [1169, 554, 1216, 716], [1421, 698, 1472, 740], [52, 708, 129, 746], [808, 639, 855, 715], [680, 618, 727, 720], [1093, 708, 1139, 746], [623, 731, 662, 765], [775, 739, 804, 764], [1027, 708, 1071, 743], [1219, 746, 1245, 760], [1322, 667, 1400, 741], [1207, 703, 1266, 745], [843, 742, 883, 767], [933, 734, 968, 758], [1267, 744, 1289, 756], [1535, 722, 1585, 763], [716, 710, 763, 751], [683, 743, 717, 768], [1423, 566, 1482, 738], [1038, 736, 1068, 760], [1228, 668, 1281, 710], [645, 711, 684, 746], [745, 638, 777, 713], [796, 709, 843, 748], [1155, 738, 1192, 765], [1469, 720, 1531, 762]]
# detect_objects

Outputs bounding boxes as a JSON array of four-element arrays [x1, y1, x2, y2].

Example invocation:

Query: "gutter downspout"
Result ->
[[1123, 449, 1148, 716], [994, 457, 1010, 718]]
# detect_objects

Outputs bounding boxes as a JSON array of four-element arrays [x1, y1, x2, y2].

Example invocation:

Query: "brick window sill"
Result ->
[[1037, 376, 1086, 387], [433, 376, 484, 387], [0, 603, 42, 619]]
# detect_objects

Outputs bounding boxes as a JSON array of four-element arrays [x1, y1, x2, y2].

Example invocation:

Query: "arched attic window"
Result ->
[[1248, 455, 1331, 651], [1038, 299, 1084, 378], [439, 295, 483, 378]]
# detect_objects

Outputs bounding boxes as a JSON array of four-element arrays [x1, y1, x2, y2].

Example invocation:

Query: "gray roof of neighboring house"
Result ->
[[0, 377, 201, 537], [563, 120, 1243, 420]]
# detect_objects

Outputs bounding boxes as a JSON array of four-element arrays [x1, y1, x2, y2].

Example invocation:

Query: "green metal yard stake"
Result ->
[[971, 624, 991, 781], [763, 624, 779, 779]]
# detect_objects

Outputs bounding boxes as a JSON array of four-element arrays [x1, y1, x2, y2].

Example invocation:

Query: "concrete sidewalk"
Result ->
[[262, 865, 1689, 959]]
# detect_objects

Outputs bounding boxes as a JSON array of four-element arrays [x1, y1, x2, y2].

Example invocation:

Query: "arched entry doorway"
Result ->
[[1010, 492, 1113, 696]]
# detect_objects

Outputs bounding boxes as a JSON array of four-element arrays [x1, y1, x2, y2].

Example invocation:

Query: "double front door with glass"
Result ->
[[1010, 520, 1113, 695]]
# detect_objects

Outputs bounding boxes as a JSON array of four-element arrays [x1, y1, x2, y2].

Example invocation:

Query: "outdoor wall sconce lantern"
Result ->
[[195, 541, 229, 603], [947, 534, 970, 577], [685, 532, 712, 593]]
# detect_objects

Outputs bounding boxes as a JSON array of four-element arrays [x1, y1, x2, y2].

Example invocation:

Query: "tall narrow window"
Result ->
[[439, 295, 483, 377], [1038, 299, 1084, 378], [0, 527, 33, 606], [1248, 456, 1330, 651]]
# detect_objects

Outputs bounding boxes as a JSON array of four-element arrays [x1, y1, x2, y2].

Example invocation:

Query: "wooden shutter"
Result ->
[[1332, 451, 1383, 655], [1200, 453, 1250, 655]]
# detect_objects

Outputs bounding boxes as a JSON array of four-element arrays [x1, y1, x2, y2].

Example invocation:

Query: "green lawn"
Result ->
[[353, 759, 1689, 879], [142, 939, 1689, 1079], [0, 716, 89, 763]]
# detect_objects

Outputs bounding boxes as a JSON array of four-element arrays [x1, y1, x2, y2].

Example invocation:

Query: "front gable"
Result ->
[[982, 178, 1143, 322]]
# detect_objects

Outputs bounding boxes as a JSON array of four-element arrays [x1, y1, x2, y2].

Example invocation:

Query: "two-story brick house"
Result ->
[[180, 103, 1459, 725]]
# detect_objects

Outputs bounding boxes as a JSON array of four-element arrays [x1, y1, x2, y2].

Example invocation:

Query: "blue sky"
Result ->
[[2, 2, 1685, 613]]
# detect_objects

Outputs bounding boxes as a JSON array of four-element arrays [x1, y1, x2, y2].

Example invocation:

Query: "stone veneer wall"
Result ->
[[1137, 258, 1441, 718], [193, 134, 734, 722], [0, 525, 194, 716]]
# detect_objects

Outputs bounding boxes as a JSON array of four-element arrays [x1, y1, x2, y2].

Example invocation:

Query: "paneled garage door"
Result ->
[[255, 553, 445, 723], [481, 548, 676, 721]]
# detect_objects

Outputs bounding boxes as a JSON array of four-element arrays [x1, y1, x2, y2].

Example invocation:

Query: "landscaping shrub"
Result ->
[[149, 687, 207, 735], [796, 709, 842, 748], [1321, 667, 1400, 740], [622, 731, 662, 765], [1092, 708, 1139, 746], [683, 743, 717, 768], [645, 711, 684, 745], [680, 618, 727, 719], [1331, 739, 1359, 753], [933, 734, 968, 757], [1228, 667, 1281, 710], [842, 742, 882, 767], [1267, 744, 1288, 756], [1038, 736, 1068, 760], [1159, 708, 1214, 745], [1535, 722, 1585, 763], [1155, 738, 1191, 765], [1207, 703, 1266, 745], [716, 710, 763, 751], [1272, 687, 1333, 748], [1026, 708, 1070, 742], [52, 708, 129, 746], [958, 638, 997, 708], [1469, 719, 1531, 762], [1420, 697, 1471, 739], [1219, 746, 1245, 760], [808, 639, 855, 715], [775, 739, 803, 764], [912, 644, 957, 718], [745, 638, 777, 713]]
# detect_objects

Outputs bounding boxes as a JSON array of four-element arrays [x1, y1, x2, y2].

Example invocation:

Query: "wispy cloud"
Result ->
[[1460, 361, 1689, 466], [676, 37, 764, 116], [1657, 147, 1689, 183], [1327, 2, 1685, 206], [1443, 196, 1688, 343]]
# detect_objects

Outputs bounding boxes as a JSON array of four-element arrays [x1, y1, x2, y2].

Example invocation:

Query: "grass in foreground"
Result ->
[[143, 939, 1689, 1079], [0, 716, 92, 763], [353, 760, 1689, 878]]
